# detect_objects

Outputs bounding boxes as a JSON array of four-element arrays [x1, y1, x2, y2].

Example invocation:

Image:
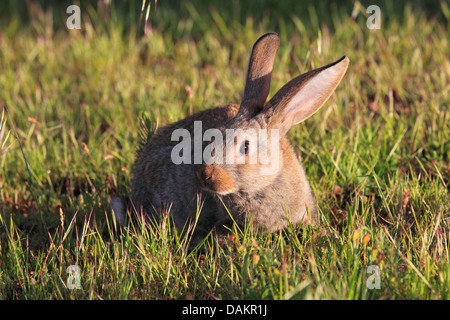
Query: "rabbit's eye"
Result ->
[[240, 141, 250, 155]]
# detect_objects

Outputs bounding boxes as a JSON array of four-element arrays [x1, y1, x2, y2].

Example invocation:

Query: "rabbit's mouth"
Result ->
[[213, 188, 237, 196], [196, 164, 237, 195], [198, 183, 237, 196]]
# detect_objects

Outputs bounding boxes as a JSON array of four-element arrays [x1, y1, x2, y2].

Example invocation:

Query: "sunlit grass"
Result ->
[[0, 1, 449, 299]]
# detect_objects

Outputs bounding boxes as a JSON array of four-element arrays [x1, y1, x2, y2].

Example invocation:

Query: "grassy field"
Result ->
[[0, 0, 449, 300]]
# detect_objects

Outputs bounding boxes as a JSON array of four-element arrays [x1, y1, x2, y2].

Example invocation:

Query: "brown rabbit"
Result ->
[[112, 33, 349, 244]]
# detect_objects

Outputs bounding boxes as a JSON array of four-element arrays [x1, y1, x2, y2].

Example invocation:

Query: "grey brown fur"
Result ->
[[112, 33, 349, 244]]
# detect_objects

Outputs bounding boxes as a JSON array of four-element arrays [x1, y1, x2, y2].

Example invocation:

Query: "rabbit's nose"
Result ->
[[196, 164, 236, 194], [197, 164, 214, 184]]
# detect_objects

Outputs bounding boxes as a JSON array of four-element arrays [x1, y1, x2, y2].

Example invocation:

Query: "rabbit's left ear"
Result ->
[[263, 56, 349, 135]]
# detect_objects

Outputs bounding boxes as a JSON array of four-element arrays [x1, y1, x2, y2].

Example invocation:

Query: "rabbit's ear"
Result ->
[[263, 56, 349, 135], [240, 33, 280, 114]]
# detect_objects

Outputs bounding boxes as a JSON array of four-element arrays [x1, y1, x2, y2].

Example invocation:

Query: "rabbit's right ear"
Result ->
[[240, 33, 280, 115], [263, 56, 349, 135]]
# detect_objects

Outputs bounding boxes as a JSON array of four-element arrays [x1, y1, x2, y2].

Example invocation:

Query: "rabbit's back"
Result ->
[[129, 104, 240, 231], [142, 104, 240, 150]]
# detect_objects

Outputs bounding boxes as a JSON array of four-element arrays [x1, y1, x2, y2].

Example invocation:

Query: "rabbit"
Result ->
[[111, 32, 349, 244]]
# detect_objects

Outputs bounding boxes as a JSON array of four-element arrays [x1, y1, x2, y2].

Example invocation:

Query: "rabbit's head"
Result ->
[[196, 33, 348, 196]]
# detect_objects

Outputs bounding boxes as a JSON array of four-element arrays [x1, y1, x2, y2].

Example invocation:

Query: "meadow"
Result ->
[[0, 0, 449, 300]]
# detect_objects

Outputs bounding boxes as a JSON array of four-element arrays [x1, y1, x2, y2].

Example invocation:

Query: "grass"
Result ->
[[0, 0, 449, 300]]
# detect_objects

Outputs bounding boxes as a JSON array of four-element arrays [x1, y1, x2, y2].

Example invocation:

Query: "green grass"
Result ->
[[0, 0, 449, 300]]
